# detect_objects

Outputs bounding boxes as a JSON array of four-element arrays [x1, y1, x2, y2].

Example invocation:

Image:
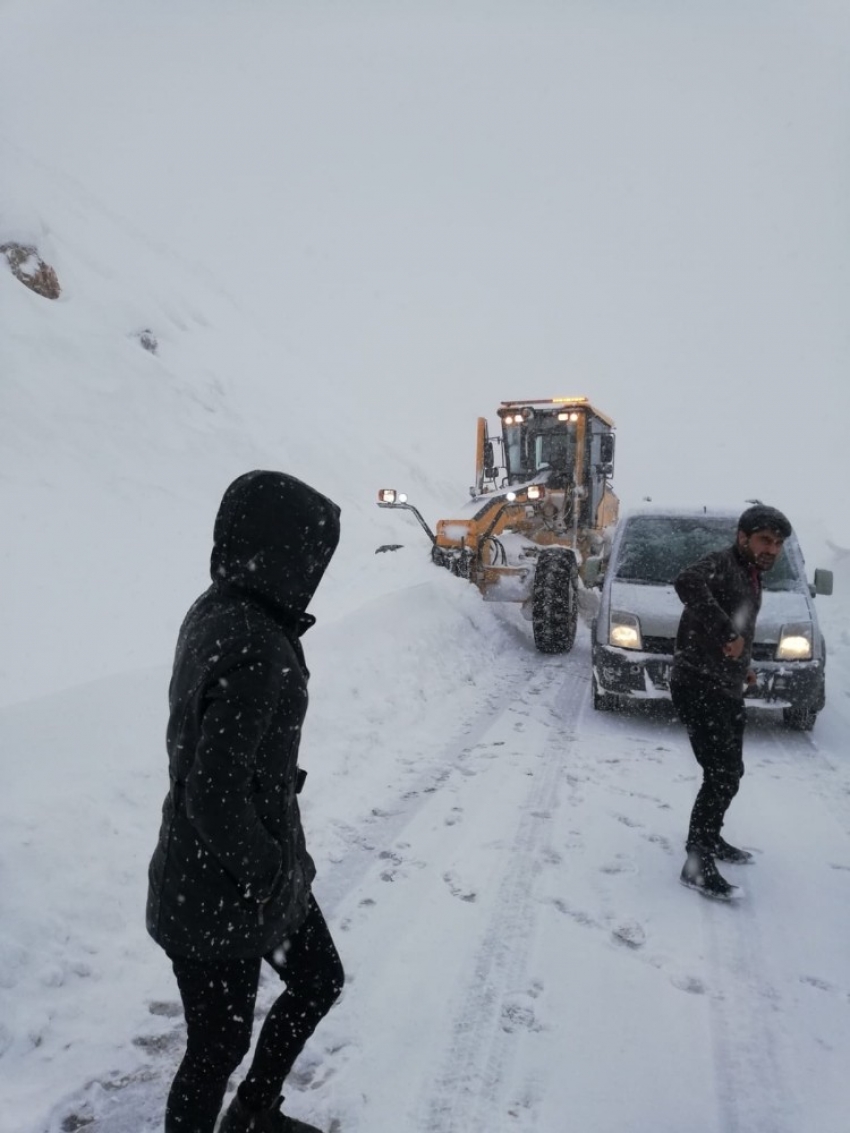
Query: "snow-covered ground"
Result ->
[[4, 563, 850, 1133], [2, 3, 850, 1131]]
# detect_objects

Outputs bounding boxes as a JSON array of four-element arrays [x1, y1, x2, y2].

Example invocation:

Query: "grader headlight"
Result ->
[[527, 485, 546, 501], [501, 407, 534, 425], [377, 489, 408, 504]]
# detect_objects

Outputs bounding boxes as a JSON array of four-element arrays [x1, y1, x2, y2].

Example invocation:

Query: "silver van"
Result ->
[[590, 508, 833, 729]]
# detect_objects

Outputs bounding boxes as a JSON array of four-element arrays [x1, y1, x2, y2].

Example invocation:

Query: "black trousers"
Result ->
[[165, 895, 344, 1133], [671, 680, 746, 855]]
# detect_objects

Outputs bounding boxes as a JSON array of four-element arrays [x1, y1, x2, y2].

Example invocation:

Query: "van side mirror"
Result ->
[[813, 568, 833, 596]]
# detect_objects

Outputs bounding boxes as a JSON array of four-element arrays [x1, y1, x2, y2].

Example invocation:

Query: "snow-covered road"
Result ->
[[12, 581, 846, 1133]]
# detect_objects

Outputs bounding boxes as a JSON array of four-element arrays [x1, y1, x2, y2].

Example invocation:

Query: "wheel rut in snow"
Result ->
[[419, 658, 587, 1132], [697, 723, 850, 1133], [701, 898, 801, 1133], [315, 653, 552, 918]]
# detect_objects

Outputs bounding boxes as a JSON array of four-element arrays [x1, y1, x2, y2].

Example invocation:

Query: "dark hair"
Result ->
[[737, 504, 792, 538]]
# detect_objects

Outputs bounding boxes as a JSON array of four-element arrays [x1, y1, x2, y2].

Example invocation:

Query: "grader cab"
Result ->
[[377, 396, 619, 654]]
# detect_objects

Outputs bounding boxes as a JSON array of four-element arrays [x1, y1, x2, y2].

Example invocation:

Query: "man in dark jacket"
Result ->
[[670, 503, 792, 900], [147, 470, 343, 1133]]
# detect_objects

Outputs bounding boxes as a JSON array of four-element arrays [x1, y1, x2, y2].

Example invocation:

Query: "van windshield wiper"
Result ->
[[614, 574, 673, 585]]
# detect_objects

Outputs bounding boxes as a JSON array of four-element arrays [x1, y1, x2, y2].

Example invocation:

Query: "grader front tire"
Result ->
[[532, 550, 578, 654]]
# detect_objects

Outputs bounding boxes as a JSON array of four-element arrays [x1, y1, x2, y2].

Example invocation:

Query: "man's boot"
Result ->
[[219, 1092, 323, 1133], [680, 849, 740, 901], [714, 835, 754, 864]]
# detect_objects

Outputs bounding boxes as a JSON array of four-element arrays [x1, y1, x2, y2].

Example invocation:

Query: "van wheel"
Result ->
[[783, 706, 817, 731], [532, 549, 578, 654]]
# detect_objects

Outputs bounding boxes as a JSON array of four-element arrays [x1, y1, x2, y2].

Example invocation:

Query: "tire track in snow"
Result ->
[[771, 726, 850, 840], [697, 720, 850, 1133], [420, 658, 587, 1132], [314, 653, 544, 919], [702, 900, 802, 1133]]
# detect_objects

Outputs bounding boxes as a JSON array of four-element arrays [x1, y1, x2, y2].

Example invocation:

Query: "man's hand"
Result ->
[[722, 635, 745, 660]]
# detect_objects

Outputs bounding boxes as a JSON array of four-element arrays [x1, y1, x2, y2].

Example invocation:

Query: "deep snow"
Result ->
[[2, 3, 850, 1131]]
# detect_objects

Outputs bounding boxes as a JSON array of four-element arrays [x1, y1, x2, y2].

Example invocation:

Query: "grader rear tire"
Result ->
[[532, 550, 578, 654]]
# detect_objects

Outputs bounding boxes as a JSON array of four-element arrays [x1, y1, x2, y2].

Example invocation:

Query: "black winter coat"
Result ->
[[672, 544, 762, 699], [146, 471, 340, 960]]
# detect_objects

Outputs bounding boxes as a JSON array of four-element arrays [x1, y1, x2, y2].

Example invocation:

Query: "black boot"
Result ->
[[219, 1093, 324, 1133], [680, 850, 740, 901], [714, 836, 754, 864]]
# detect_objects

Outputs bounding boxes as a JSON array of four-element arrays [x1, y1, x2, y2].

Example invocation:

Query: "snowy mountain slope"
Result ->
[[0, 135, 459, 708]]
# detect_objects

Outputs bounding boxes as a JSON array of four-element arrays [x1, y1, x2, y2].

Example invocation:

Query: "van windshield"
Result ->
[[614, 515, 801, 592]]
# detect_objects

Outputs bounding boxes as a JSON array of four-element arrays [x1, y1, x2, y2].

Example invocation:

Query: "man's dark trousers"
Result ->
[[671, 679, 745, 853]]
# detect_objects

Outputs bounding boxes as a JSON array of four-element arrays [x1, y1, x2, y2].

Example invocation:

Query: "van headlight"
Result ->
[[776, 623, 813, 661], [609, 611, 642, 651]]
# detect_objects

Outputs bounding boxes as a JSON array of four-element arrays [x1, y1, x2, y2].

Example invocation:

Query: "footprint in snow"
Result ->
[[500, 994, 544, 1034], [615, 814, 643, 829], [377, 848, 425, 882], [442, 871, 477, 902], [599, 854, 636, 875], [56, 1063, 162, 1133], [148, 1001, 182, 1018], [132, 1030, 182, 1055], [611, 920, 646, 950], [800, 974, 838, 994], [551, 898, 601, 929], [643, 832, 675, 855], [288, 1048, 340, 1091], [670, 973, 708, 996]]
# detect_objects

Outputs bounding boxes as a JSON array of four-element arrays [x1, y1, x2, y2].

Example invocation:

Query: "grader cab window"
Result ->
[[503, 424, 525, 483], [503, 416, 579, 483], [534, 430, 576, 474]]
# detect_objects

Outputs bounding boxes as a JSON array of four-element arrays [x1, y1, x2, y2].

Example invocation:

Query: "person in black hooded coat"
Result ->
[[147, 470, 343, 1133]]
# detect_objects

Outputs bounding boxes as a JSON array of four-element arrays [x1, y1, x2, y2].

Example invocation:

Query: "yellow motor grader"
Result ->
[[377, 396, 619, 653]]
